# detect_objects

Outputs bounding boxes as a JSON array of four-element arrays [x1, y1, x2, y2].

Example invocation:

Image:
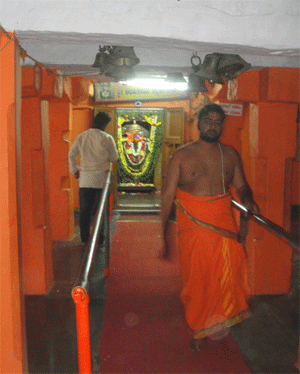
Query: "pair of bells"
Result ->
[[92, 46, 140, 80], [188, 53, 251, 94]]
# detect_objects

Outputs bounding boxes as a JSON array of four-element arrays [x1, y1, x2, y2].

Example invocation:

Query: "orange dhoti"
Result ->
[[175, 188, 251, 339]]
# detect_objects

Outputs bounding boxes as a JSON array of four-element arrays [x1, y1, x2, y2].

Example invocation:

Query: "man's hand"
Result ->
[[236, 185, 260, 217], [242, 197, 260, 217], [160, 223, 176, 261], [160, 238, 173, 261], [74, 170, 80, 180]]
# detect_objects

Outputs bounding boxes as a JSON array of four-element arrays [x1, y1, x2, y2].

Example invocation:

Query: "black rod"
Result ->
[[231, 199, 300, 251], [72, 166, 112, 293]]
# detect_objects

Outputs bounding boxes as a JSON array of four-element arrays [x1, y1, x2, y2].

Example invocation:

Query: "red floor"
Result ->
[[98, 217, 251, 373]]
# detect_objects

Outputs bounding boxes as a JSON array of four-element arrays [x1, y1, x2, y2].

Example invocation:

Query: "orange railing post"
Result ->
[[71, 167, 112, 372], [72, 287, 92, 374]]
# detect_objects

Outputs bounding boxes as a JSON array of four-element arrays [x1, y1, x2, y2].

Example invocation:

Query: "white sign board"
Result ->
[[219, 103, 243, 117]]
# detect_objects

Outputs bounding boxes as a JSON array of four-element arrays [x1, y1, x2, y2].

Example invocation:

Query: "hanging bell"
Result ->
[[105, 65, 136, 81], [194, 53, 224, 85], [187, 72, 208, 93], [216, 53, 251, 80], [92, 46, 112, 72], [110, 46, 140, 67]]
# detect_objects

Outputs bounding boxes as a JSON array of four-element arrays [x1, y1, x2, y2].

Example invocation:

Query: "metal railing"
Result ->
[[231, 199, 300, 251], [71, 166, 112, 374]]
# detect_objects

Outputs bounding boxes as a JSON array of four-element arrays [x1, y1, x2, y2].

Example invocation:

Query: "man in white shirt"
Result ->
[[68, 111, 118, 245]]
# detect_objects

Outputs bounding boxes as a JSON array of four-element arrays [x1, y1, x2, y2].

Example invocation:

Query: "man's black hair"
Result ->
[[197, 103, 226, 130], [93, 111, 111, 130]]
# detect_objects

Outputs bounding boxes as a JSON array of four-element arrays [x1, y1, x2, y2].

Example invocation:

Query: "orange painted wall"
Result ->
[[20, 65, 82, 294], [219, 105, 244, 154], [21, 64, 76, 244], [47, 77, 94, 239], [260, 67, 300, 103], [20, 65, 84, 294], [208, 68, 299, 294], [0, 31, 24, 373], [20, 96, 53, 294], [241, 102, 297, 294], [237, 68, 299, 294], [48, 101, 74, 240], [20, 67, 78, 243]]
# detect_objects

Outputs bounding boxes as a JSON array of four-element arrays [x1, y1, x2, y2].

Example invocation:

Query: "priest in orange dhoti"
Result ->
[[161, 103, 259, 351]]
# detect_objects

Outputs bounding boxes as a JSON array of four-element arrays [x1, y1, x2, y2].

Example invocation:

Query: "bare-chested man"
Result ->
[[161, 103, 259, 352]]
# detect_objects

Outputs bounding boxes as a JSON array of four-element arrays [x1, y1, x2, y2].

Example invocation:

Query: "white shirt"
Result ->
[[68, 128, 118, 188]]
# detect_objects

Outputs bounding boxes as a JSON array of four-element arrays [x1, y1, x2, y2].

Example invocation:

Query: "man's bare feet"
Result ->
[[188, 338, 207, 352]]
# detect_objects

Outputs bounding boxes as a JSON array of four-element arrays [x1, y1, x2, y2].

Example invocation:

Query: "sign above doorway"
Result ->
[[94, 82, 188, 102]]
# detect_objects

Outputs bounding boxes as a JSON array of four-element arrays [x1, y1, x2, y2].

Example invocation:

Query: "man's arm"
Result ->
[[161, 152, 181, 259], [107, 136, 118, 163], [231, 149, 259, 215]]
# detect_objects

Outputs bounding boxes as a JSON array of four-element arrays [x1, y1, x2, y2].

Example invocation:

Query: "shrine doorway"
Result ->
[[94, 106, 185, 213]]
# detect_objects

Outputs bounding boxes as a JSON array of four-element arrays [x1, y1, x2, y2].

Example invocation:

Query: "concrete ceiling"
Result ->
[[1, 0, 299, 81]]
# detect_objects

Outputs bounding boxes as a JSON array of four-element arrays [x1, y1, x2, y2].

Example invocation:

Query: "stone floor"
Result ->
[[25, 201, 299, 374]]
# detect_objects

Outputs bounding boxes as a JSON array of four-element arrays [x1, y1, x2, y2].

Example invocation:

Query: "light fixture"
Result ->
[[120, 78, 164, 89], [165, 72, 186, 83]]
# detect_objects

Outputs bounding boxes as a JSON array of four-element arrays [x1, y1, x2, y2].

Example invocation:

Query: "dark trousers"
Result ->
[[79, 187, 104, 244]]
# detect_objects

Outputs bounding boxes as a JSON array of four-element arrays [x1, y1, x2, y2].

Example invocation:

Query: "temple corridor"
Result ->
[[25, 204, 299, 374]]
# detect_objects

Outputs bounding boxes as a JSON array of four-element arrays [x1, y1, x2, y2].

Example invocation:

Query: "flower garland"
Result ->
[[117, 110, 163, 184]]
